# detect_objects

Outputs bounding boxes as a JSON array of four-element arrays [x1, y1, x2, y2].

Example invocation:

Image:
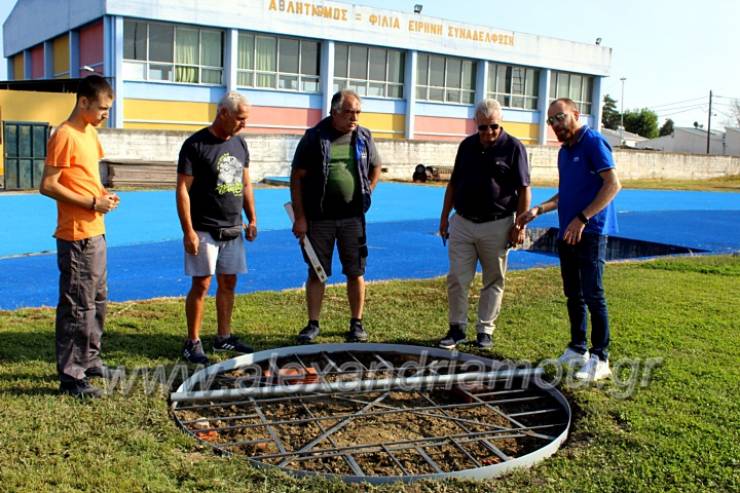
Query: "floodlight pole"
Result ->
[[706, 90, 713, 154], [619, 77, 626, 145]]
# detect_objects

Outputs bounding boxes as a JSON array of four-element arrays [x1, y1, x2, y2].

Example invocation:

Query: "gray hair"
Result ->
[[330, 89, 361, 113], [474, 98, 502, 121], [218, 91, 250, 113]]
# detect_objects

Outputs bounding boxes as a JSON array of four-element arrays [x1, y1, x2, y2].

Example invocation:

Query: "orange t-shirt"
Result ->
[[45, 122, 106, 241]]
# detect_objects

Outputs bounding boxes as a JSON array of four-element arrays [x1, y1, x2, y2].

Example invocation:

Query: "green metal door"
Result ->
[[3, 121, 50, 190]]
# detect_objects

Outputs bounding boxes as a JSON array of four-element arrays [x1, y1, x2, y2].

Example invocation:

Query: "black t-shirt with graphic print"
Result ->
[[177, 127, 249, 231]]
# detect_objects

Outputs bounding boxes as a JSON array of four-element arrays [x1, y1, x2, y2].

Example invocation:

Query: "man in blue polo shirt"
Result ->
[[438, 99, 531, 350], [517, 98, 621, 381]]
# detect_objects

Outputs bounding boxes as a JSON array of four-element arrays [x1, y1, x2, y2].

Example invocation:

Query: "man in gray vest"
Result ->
[[290, 90, 382, 344]]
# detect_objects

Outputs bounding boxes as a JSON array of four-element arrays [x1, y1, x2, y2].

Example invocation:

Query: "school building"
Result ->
[[2, 0, 611, 187]]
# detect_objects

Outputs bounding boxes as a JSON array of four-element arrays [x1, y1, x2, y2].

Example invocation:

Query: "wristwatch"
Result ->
[[577, 212, 589, 225]]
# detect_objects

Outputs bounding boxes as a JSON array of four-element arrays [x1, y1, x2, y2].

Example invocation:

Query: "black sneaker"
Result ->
[[346, 320, 368, 342], [214, 335, 254, 354], [86, 365, 125, 379], [297, 323, 320, 344], [475, 333, 493, 349], [439, 325, 466, 349], [59, 378, 103, 399], [183, 339, 210, 365]]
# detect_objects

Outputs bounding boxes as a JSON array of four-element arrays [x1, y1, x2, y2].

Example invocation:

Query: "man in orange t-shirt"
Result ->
[[40, 75, 120, 399]]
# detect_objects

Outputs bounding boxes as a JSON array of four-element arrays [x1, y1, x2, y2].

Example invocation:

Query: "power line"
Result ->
[[713, 109, 735, 119], [656, 106, 707, 118], [655, 103, 707, 113], [655, 104, 707, 117], [650, 96, 708, 109], [652, 101, 707, 112]]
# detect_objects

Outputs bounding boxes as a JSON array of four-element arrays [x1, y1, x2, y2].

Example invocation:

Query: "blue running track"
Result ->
[[0, 183, 738, 309]]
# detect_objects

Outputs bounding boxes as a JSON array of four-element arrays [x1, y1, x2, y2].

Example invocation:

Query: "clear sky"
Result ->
[[1, 0, 738, 129]]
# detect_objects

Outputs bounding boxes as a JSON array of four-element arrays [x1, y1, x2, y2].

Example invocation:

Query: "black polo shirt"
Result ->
[[450, 129, 530, 217]]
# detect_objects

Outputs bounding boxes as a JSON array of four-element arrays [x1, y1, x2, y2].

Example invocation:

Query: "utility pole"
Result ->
[[706, 90, 713, 154]]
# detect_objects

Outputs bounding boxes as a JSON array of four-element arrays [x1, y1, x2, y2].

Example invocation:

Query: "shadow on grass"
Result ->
[[1, 331, 535, 397], [0, 330, 187, 363], [0, 365, 60, 397], [0, 383, 60, 397], [0, 331, 450, 364], [387, 335, 515, 360], [0, 330, 325, 360]]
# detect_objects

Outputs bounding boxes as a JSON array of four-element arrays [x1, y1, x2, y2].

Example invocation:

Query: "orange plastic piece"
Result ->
[[263, 367, 319, 385]]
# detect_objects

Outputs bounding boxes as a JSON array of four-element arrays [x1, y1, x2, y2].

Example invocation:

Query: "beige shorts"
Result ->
[[184, 231, 247, 277]]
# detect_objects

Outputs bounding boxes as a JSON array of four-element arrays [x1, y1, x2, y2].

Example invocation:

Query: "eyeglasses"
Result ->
[[546, 112, 567, 126], [477, 123, 500, 132]]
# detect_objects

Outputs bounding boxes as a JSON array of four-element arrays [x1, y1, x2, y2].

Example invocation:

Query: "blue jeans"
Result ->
[[558, 233, 610, 361]]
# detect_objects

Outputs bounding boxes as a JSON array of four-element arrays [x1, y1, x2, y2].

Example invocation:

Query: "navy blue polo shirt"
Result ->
[[450, 129, 530, 217], [557, 125, 618, 238]]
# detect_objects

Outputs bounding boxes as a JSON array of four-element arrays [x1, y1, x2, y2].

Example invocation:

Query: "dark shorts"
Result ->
[[305, 217, 367, 278]]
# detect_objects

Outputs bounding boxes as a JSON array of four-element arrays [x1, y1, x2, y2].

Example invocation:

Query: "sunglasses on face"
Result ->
[[546, 112, 567, 126], [477, 123, 500, 132]]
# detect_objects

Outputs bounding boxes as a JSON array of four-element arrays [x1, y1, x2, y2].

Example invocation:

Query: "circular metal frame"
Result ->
[[171, 343, 571, 484]]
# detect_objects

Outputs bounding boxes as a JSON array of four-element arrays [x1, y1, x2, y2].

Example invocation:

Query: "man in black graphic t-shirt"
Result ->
[[176, 91, 258, 365]]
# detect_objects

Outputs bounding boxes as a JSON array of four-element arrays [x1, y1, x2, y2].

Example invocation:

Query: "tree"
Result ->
[[623, 108, 659, 139], [601, 94, 621, 130], [729, 99, 740, 128], [659, 118, 674, 136]]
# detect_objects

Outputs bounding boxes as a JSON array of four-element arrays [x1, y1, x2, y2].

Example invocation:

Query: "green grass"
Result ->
[[1, 255, 739, 492], [617, 174, 740, 191], [399, 174, 740, 192], [530, 174, 740, 191]]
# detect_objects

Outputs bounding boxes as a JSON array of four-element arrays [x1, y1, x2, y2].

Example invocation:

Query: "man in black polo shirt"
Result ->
[[438, 99, 531, 349]]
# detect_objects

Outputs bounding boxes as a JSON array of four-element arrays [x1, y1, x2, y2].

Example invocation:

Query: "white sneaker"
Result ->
[[574, 355, 612, 382], [558, 347, 590, 367]]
